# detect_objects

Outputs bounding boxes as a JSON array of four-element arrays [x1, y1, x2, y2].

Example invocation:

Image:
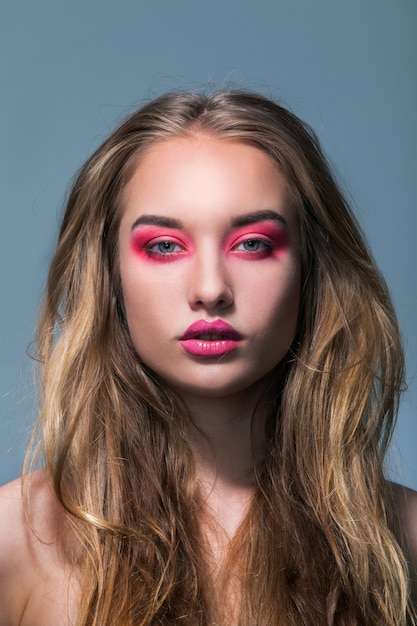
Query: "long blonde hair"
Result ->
[[27, 91, 414, 624]]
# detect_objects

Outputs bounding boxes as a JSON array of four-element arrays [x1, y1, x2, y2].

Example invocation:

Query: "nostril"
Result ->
[[188, 263, 234, 311], [191, 289, 234, 311]]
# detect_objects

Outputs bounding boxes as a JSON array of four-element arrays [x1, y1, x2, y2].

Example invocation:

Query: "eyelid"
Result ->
[[227, 230, 276, 250], [145, 234, 187, 249], [131, 226, 192, 248], [232, 231, 270, 243], [226, 223, 290, 262], [232, 237, 271, 249], [130, 227, 193, 264], [130, 221, 287, 258]]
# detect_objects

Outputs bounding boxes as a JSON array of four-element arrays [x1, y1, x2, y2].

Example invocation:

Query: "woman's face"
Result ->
[[119, 135, 300, 401]]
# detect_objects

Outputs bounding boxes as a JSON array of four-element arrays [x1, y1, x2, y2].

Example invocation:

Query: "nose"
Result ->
[[187, 253, 234, 312]]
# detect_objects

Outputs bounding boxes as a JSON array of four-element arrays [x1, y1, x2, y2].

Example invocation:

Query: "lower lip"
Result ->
[[179, 339, 240, 357]]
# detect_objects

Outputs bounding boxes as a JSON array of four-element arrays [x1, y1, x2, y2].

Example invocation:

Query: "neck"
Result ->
[[180, 383, 269, 498], [177, 383, 272, 575]]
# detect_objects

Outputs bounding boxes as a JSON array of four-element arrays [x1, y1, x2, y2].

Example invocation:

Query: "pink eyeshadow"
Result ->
[[130, 227, 193, 261], [225, 221, 289, 255]]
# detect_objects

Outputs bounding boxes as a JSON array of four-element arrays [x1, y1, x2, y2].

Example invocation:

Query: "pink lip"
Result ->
[[180, 320, 242, 357]]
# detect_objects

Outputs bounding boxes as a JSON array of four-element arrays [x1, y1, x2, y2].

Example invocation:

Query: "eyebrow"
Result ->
[[130, 215, 184, 231], [130, 209, 287, 232], [230, 210, 287, 228]]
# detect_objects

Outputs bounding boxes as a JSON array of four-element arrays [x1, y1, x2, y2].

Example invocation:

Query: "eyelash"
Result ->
[[146, 240, 185, 254], [231, 237, 273, 256], [143, 235, 274, 261], [144, 238, 188, 260]]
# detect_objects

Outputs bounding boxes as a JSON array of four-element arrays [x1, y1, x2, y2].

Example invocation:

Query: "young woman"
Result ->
[[0, 90, 416, 625]]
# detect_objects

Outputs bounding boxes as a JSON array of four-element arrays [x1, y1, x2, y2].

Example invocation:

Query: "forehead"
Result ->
[[120, 135, 296, 227]]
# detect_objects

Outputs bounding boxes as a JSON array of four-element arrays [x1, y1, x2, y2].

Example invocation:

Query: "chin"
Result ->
[[168, 373, 273, 402]]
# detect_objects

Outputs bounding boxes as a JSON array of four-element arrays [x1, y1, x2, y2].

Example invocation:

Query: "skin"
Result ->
[[0, 473, 80, 625], [0, 135, 415, 624], [119, 136, 301, 536], [119, 135, 300, 404]]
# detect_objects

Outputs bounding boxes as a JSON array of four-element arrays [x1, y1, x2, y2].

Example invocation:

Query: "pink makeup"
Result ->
[[131, 219, 289, 263], [180, 319, 242, 357], [130, 227, 192, 262], [226, 221, 289, 259]]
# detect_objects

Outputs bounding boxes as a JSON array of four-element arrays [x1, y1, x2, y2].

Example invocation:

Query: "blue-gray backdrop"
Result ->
[[1, 0, 416, 489]]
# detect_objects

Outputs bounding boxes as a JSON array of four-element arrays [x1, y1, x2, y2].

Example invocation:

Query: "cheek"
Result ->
[[122, 286, 167, 361], [247, 263, 300, 335], [120, 264, 151, 329], [120, 264, 181, 339]]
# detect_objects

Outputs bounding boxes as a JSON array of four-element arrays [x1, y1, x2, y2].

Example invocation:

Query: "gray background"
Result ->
[[1, 0, 416, 489]]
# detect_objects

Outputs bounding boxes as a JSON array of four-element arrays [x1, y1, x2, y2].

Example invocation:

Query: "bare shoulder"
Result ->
[[0, 475, 32, 625], [0, 471, 79, 626], [388, 482, 417, 605]]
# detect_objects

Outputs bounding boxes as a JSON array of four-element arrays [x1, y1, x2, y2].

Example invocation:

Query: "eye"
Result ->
[[143, 237, 188, 261], [231, 237, 273, 259], [130, 227, 192, 263], [233, 239, 270, 252], [147, 240, 185, 254], [226, 221, 289, 260]]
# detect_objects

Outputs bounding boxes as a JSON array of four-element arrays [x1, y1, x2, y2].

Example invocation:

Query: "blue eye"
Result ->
[[234, 239, 270, 252], [148, 240, 185, 254]]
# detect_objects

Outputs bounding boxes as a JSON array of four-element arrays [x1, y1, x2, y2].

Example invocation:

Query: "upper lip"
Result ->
[[180, 319, 242, 341]]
